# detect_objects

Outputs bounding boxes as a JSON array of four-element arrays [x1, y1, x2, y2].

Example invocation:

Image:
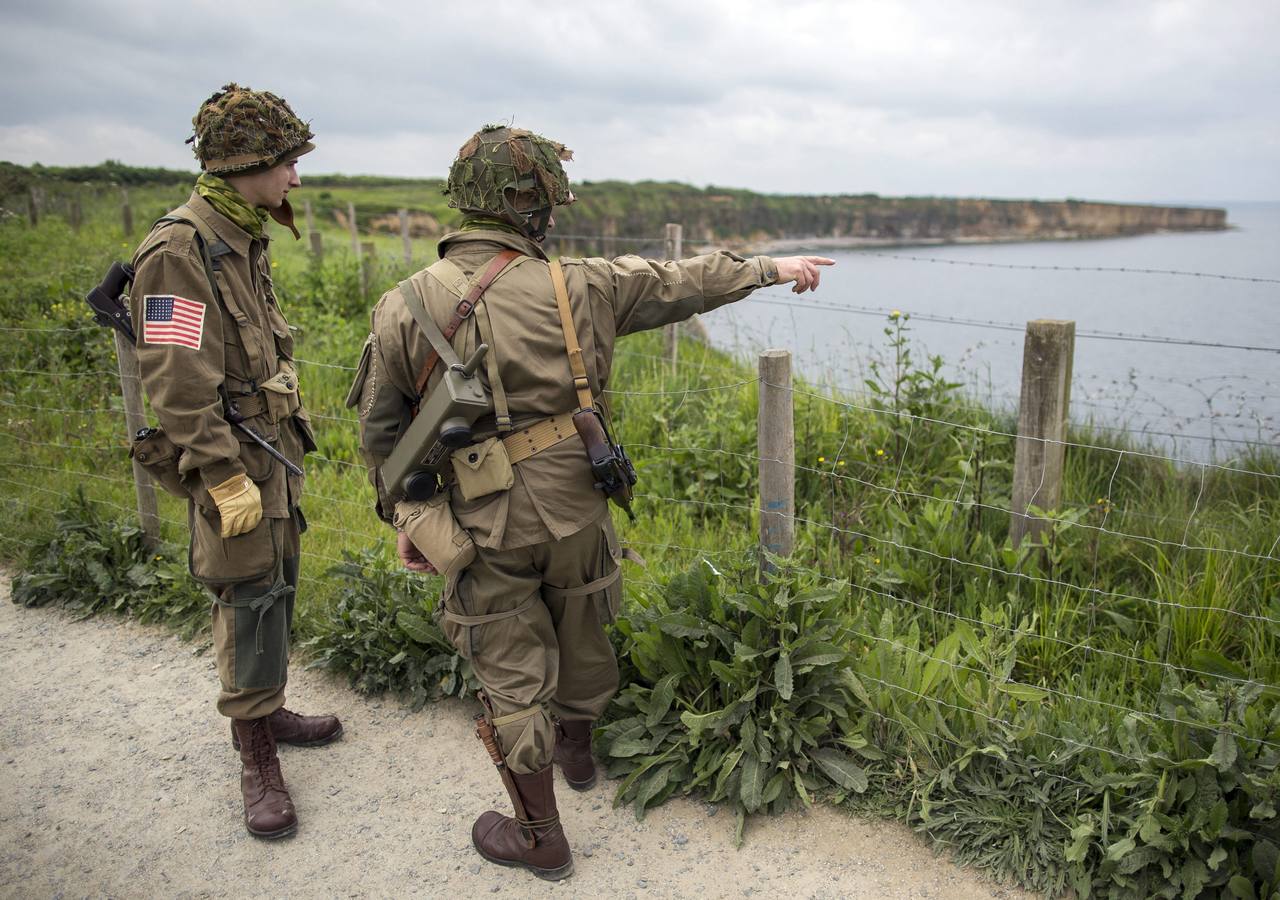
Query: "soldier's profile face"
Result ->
[[227, 160, 301, 210]]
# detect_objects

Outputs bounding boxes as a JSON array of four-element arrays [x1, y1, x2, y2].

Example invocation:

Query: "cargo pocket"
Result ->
[[218, 574, 293, 690], [130, 427, 186, 498], [595, 518, 624, 624], [438, 574, 475, 660], [450, 437, 514, 502], [189, 507, 281, 586]]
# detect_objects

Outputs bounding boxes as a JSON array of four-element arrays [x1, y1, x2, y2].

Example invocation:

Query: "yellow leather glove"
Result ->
[[207, 474, 263, 538]]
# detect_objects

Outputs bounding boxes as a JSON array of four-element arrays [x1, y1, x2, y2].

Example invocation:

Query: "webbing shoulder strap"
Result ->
[[397, 279, 462, 370], [153, 208, 232, 303], [412, 249, 521, 399], [549, 260, 594, 413]]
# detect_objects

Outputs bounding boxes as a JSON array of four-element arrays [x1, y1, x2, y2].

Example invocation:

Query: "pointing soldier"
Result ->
[[128, 83, 341, 840], [351, 125, 831, 878]]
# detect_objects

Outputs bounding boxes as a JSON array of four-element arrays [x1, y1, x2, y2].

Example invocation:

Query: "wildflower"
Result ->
[[272, 261, 279, 268], [837, 461, 845, 467], [874, 558, 881, 565], [889, 309, 902, 320], [818, 456, 826, 463], [875, 448, 885, 457]]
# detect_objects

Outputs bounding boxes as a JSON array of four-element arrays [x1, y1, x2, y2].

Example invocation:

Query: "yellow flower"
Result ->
[[818, 456, 826, 463], [874, 558, 881, 565], [837, 460, 845, 467], [272, 261, 279, 268], [875, 448, 885, 457], [889, 309, 902, 319]]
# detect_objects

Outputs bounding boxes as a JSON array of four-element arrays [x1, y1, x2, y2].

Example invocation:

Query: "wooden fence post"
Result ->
[[664, 223, 683, 372], [121, 188, 134, 236], [27, 187, 41, 227], [1010, 319, 1075, 547], [69, 193, 83, 232], [399, 208, 413, 266], [759, 349, 795, 560], [361, 241, 376, 295], [347, 201, 363, 289], [114, 332, 160, 548]]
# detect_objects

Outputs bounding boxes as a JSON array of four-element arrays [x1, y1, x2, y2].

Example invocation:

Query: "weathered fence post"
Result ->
[[27, 187, 41, 227], [399, 208, 413, 266], [68, 193, 83, 232], [759, 349, 795, 560], [361, 241, 376, 295], [347, 201, 363, 288], [121, 188, 134, 236], [664, 223, 683, 372], [304, 200, 323, 258], [1010, 319, 1075, 547], [114, 332, 160, 548]]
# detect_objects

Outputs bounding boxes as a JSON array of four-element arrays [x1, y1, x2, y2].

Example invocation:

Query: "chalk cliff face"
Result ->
[[555, 185, 1227, 248]]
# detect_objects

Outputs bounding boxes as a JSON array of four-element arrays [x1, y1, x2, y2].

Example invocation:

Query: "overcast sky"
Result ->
[[2, 0, 1276, 203]]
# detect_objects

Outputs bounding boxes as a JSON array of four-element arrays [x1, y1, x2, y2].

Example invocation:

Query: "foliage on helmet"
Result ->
[[190, 83, 314, 175], [445, 125, 573, 219]]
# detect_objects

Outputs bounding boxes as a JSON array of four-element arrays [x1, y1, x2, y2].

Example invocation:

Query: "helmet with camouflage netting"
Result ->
[[445, 125, 573, 241], [189, 83, 315, 175]]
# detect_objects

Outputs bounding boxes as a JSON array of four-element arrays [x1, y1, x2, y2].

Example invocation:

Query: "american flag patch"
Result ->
[[143, 295, 205, 350]]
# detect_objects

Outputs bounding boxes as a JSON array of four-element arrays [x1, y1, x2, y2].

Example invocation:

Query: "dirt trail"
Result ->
[[0, 576, 1033, 899]]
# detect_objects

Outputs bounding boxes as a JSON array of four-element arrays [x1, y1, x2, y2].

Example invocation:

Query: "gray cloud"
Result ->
[[2, 0, 1276, 202]]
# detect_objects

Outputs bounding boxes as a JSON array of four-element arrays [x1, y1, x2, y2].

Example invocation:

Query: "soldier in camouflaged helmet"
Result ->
[[446, 125, 575, 242], [127, 83, 341, 841], [353, 122, 834, 880]]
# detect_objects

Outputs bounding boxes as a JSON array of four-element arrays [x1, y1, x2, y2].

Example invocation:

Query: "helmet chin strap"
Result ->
[[522, 207, 553, 243]]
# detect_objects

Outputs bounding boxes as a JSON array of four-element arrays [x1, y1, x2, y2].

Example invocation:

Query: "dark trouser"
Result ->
[[192, 507, 302, 720], [439, 515, 623, 774]]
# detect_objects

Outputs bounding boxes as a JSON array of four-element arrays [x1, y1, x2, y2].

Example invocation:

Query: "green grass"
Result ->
[[3, 180, 1278, 897]]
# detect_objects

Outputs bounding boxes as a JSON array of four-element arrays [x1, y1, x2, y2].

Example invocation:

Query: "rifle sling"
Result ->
[[412, 249, 521, 400], [548, 260, 595, 413]]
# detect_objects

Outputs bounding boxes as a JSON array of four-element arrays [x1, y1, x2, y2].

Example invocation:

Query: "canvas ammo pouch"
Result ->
[[130, 427, 187, 498], [394, 495, 476, 581], [450, 436, 514, 501]]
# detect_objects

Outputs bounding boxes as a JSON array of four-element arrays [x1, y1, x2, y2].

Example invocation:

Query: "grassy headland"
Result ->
[[1, 165, 1275, 897]]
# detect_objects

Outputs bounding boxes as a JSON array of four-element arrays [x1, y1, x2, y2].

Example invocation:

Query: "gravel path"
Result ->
[[0, 576, 1033, 899]]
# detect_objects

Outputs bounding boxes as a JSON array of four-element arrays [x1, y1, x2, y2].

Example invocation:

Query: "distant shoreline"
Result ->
[[729, 226, 1234, 255]]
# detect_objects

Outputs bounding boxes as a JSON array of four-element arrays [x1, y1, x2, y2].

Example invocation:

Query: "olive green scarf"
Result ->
[[458, 214, 526, 238], [196, 174, 268, 237]]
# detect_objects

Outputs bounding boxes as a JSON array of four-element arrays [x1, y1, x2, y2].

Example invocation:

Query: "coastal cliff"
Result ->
[[553, 183, 1228, 250]]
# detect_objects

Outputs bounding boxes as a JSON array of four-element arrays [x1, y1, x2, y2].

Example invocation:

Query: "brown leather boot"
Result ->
[[232, 717, 298, 840], [472, 766, 573, 881], [553, 719, 597, 791], [231, 706, 343, 750]]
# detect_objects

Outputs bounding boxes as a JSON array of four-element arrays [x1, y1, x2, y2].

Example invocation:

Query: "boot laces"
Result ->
[[249, 722, 285, 792]]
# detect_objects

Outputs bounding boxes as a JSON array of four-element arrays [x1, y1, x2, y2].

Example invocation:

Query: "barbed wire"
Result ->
[[781, 382, 1280, 481], [630, 441, 1280, 565], [749, 293, 1280, 355], [633, 490, 1277, 626], [853, 249, 1280, 285]]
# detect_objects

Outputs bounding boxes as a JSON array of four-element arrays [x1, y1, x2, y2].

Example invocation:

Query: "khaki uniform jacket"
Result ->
[[130, 192, 314, 518], [354, 228, 776, 550]]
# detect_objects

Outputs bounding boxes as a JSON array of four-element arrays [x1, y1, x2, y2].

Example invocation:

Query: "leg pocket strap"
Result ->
[[491, 705, 542, 728], [442, 594, 538, 627], [219, 578, 295, 655], [543, 566, 621, 601]]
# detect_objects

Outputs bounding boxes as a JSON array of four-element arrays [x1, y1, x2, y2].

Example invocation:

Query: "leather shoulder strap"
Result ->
[[549, 260, 594, 413], [413, 249, 521, 399]]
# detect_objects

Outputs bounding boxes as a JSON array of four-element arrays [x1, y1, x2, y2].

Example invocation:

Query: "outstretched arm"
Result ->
[[773, 256, 836, 293]]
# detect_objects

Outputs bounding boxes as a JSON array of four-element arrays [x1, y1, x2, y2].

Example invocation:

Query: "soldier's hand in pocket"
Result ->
[[208, 474, 263, 538], [397, 531, 439, 574]]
